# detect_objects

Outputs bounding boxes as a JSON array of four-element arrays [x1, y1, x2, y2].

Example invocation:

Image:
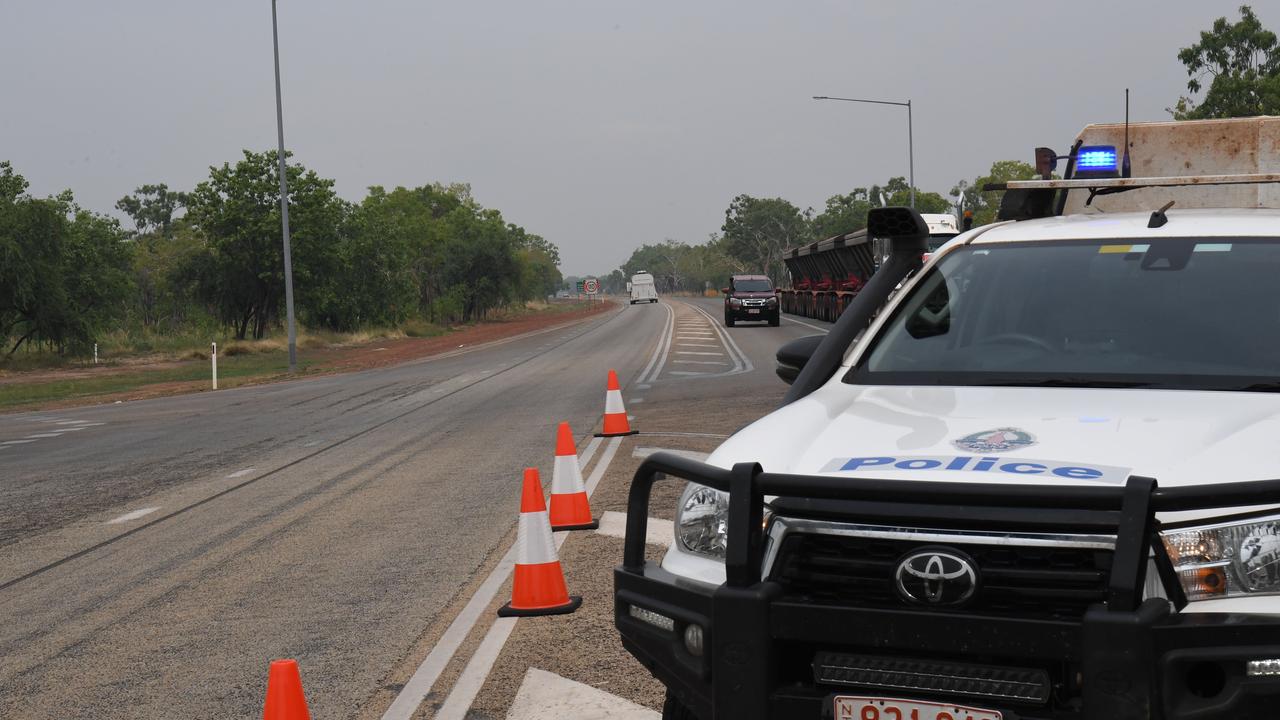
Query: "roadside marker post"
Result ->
[[93, 343, 98, 365], [211, 342, 218, 390]]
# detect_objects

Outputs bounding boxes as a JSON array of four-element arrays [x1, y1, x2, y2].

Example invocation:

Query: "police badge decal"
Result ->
[[953, 427, 1036, 453]]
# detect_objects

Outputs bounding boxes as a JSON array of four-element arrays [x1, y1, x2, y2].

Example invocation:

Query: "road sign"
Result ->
[[574, 280, 584, 293], [583, 278, 599, 294]]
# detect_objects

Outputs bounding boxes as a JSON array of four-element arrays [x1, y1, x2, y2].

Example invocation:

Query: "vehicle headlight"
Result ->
[[729, 298, 742, 307], [676, 483, 729, 559], [1160, 514, 1280, 601], [767, 296, 778, 305]]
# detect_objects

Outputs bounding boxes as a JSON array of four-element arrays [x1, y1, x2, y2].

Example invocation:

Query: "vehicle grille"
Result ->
[[770, 532, 1112, 619], [813, 651, 1052, 704]]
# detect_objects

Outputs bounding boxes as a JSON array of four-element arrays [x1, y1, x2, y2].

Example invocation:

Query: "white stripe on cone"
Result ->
[[517, 510, 558, 565], [605, 389, 625, 414], [551, 455, 585, 495]]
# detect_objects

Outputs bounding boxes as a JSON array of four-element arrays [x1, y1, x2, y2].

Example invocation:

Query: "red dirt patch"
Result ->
[[1, 302, 614, 411]]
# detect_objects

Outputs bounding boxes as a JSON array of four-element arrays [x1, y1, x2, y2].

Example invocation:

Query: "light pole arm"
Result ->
[[812, 95, 916, 208]]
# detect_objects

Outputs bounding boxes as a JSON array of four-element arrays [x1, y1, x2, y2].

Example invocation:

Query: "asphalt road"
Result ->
[[0, 297, 829, 719]]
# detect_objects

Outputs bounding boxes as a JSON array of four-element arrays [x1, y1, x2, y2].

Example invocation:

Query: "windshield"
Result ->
[[734, 278, 773, 292], [847, 238, 1280, 391]]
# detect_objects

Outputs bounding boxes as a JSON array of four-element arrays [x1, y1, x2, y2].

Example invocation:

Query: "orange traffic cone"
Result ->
[[549, 422, 598, 531], [262, 659, 311, 720], [594, 369, 638, 437], [498, 468, 582, 617]]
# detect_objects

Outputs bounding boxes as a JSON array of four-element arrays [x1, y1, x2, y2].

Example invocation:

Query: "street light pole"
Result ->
[[271, 0, 297, 373], [812, 95, 915, 208]]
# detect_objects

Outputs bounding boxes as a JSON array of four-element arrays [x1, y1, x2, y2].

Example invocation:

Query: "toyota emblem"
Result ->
[[894, 549, 979, 606]]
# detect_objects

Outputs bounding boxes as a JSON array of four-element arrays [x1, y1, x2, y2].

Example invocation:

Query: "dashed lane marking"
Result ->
[[24, 434, 63, 439], [673, 360, 728, 365], [2, 440, 37, 445], [224, 468, 257, 479], [629, 398, 644, 404], [675, 351, 724, 356], [596, 511, 674, 548], [507, 667, 660, 720], [668, 371, 709, 376], [106, 507, 161, 525]]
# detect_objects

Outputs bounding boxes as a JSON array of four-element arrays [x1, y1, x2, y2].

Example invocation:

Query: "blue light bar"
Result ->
[[1076, 145, 1118, 172]]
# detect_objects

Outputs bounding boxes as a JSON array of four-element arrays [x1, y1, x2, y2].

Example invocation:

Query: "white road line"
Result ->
[[2, 440, 36, 445], [106, 507, 160, 524], [637, 301, 674, 384], [24, 434, 61, 439], [381, 436, 614, 720], [50, 426, 88, 432], [507, 668, 660, 720], [686, 303, 754, 376], [595, 511, 674, 548], [54, 420, 90, 425], [668, 371, 709, 376], [631, 447, 710, 461], [675, 351, 724, 356], [784, 315, 831, 333], [635, 431, 729, 438], [629, 398, 644, 404], [224, 468, 257, 479], [673, 360, 728, 365]]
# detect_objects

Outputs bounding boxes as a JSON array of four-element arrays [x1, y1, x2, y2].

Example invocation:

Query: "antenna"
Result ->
[[1122, 88, 1131, 179]]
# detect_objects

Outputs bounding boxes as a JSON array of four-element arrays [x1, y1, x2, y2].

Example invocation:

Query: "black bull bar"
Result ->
[[614, 451, 1280, 720]]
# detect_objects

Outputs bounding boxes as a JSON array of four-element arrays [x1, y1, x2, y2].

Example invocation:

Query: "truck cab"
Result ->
[[616, 117, 1280, 720]]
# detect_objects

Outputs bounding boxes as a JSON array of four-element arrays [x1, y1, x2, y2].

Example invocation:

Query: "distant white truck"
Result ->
[[629, 272, 658, 304]]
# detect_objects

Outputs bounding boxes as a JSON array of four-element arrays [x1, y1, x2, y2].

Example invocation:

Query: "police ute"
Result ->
[[615, 116, 1280, 720]]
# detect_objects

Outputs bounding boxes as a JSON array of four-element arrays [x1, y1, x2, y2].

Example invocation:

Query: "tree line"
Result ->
[[602, 5, 1279, 293], [604, 162, 1037, 294], [0, 150, 561, 359]]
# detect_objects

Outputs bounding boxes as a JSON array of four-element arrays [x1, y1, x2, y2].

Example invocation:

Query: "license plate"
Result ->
[[747, 309, 760, 314], [833, 696, 1002, 720]]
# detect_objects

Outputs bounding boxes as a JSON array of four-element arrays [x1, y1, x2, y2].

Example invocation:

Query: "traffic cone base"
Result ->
[[499, 594, 582, 617], [500, 561, 582, 616], [550, 489, 597, 530]]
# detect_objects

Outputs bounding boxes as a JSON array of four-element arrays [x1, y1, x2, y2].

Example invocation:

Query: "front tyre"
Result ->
[[769, 311, 780, 327], [724, 313, 735, 328], [662, 690, 701, 720]]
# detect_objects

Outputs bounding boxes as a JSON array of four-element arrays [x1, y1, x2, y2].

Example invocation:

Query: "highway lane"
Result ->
[[0, 297, 831, 719], [413, 296, 834, 719], [0, 302, 669, 719]]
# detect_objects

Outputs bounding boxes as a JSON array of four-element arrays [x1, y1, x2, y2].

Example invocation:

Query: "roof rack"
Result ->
[[984, 173, 1280, 193]]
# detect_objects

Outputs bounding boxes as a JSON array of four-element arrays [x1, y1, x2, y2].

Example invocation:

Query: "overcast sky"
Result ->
[[3, 1, 1266, 275]]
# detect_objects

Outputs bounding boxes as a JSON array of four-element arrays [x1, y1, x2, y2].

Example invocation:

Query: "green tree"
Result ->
[[1171, 5, 1280, 119], [184, 150, 345, 339], [0, 162, 132, 357], [116, 184, 189, 237], [811, 177, 951, 240], [950, 161, 1041, 227], [720, 195, 810, 285]]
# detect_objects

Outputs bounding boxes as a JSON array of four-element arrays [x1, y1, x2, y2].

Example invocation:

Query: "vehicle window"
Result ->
[[847, 238, 1280, 390], [734, 279, 772, 292]]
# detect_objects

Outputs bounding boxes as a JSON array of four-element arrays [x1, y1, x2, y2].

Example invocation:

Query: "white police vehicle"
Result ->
[[616, 117, 1280, 720]]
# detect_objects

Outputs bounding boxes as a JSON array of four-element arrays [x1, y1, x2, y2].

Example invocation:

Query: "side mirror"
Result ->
[[776, 334, 825, 385], [721, 287, 731, 294]]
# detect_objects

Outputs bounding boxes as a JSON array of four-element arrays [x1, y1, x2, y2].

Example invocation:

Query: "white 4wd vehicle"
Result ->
[[616, 118, 1280, 720]]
